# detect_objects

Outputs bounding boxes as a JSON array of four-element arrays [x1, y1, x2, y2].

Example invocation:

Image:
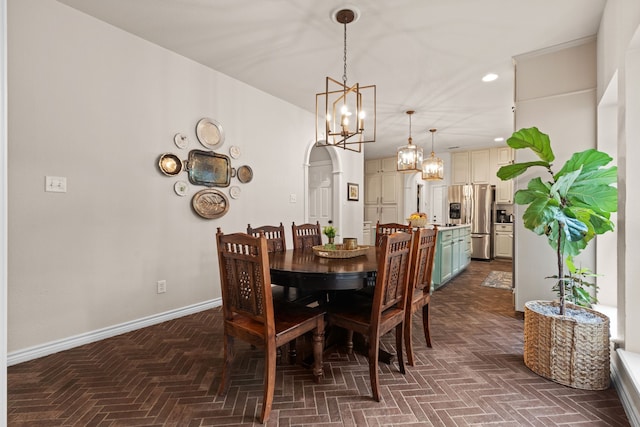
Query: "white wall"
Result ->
[[1, 0, 7, 419], [512, 39, 598, 311], [6, 0, 363, 354]]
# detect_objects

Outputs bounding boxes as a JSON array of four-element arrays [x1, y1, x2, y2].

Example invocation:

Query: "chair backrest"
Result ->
[[372, 232, 413, 320], [408, 227, 438, 299], [216, 228, 274, 334], [247, 223, 286, 253], [375, 221, 412, 246], [291, 221, 322, 249]]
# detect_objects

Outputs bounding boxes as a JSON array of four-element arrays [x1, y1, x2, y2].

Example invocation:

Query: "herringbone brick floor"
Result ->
[[8, 260, 630, 426]]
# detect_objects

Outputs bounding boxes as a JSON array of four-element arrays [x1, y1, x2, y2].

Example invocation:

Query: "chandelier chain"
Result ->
[[342, 22, 348, 85]]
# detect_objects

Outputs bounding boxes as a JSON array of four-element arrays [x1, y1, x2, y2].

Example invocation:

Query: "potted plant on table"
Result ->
[[323, 225, 337, 248], [497, 127, 618, 390]]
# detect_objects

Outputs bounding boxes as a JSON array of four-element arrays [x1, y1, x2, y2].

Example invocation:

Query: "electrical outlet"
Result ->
[[45, 176, 67, 193], [289, 193, 297, 203], [157, 280, 167, 294]]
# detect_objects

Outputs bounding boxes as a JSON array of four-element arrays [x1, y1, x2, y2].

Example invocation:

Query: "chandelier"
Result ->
[[422, 128, 444, 180], [396, 110, 423, 172], [315, 8, 376, 152]]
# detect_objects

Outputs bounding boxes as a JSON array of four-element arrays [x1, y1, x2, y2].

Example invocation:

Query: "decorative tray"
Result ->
[[312, 245, 369, 259]]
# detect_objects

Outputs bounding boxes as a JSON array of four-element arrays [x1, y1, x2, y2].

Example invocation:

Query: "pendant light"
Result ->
[[315, 8, 376, 153], [422, 128, 444, 180], [396, 110, 423, 172]]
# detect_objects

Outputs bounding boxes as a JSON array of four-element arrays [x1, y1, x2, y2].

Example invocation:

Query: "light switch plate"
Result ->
[[45, 176, 67, 193]]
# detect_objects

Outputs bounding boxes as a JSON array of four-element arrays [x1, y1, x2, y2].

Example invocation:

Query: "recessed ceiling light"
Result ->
[[494, 137, 504, 142], [482, 73, 498, 82]]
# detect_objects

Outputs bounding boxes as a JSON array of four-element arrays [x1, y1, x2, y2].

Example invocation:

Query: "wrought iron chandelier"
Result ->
[[315, 8, 376, 152], [422, 128, 444, 180], [396, 110, 423, 172]]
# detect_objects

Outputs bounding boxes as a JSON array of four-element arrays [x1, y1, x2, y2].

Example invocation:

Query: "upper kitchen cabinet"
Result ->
[[364, 157, 402, 223], [493, 146, 515, 203], [452, 149, 490, 185]]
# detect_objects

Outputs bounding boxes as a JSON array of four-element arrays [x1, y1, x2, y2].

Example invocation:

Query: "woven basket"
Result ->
[[407, 217, 428, 228], [523, 300, 610, 390]]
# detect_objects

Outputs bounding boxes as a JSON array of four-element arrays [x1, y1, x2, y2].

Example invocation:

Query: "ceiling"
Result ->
[[56, 0, 606, 159]]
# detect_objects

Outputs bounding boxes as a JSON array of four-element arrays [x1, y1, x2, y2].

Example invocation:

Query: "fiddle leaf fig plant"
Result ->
[[497, 127, 618, 315]]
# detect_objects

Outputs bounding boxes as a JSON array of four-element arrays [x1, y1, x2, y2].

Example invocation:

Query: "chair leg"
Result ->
[[404, 309, 415, 366], [395, 323, 405, 375], [346, 330, 354, 355], [422, 303, 432, 348], [312, 320, 325, 383], [260, 342, 277, 423], [218, 333, 235, 396], [369, 333, 381, 402]]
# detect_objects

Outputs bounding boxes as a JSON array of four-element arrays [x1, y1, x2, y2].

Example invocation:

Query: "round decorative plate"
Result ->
[[192, 188, 229, 219], [229, 185, 241, 199], [229, 145, 241, 159], [173, 133, 188, 149], [237, 165, 253, 183], [174, 180, 189, 196], [196, 118, 225, 149], [158, 153, 183, 176]]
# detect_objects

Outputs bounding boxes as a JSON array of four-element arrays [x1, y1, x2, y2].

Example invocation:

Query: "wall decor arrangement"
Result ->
[[157, 117, 252, 219]]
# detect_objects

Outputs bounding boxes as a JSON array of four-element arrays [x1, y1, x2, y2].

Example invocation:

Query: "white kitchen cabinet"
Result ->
[[495, 147, 514, 203], [495, 179, 514, 204], [470, 149, 491, 184], [494, 223, 513, 258], [452, 152, 470, 184], [451, 149, 490, 184], [496, 147, 514, 165], [364, 157, 401, 223]]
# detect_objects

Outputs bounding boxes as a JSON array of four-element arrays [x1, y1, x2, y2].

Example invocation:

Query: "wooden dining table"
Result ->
[[268, 246, 379, 292]]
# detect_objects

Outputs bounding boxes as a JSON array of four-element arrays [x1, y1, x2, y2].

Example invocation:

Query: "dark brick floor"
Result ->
[[8, 259, 630, 426]]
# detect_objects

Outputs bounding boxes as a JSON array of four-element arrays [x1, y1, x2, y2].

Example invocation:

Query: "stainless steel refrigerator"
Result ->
[[448, 184, 493, 259]]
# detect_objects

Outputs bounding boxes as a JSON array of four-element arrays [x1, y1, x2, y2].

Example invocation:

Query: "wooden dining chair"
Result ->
[[247, 222, 286, 253], [375, 221, 412, 246], [291, 221, 322, 249], [216, 229, 325, 423], [326, 231, 413, 401], [405, 226, 438, 366]]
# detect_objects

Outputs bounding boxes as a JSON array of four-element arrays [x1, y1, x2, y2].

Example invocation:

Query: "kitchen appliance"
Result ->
[[497, 209, 507, 223], [448, 184, 493, 259]]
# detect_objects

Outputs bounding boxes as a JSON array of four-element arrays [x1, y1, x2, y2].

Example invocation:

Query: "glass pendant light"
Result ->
[[422, 128, 444, 180], [397, 110, 423, 173]]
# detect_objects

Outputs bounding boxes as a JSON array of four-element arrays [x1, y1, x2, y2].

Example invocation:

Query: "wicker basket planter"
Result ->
[[523, 300, 610, 390]]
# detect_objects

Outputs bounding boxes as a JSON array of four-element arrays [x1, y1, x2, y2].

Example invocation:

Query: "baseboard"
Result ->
[[7, 298, 222, 366], [611, 349, 640, 427]]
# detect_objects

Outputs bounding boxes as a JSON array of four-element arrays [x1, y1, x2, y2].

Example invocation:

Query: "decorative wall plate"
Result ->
[[174, 133, 188, 149], [192, 189, 229, 219], [158, 153, 183, 176], [174, 180, 189, 196], [229, 145, 241, 159], [196, 118, 225, 149], [229, 185, 241, 199], [237, 165, 253, 183]]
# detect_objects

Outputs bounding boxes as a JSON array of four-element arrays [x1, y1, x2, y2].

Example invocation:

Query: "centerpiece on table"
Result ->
[[497, 126, 617, 390], [322, 225, 336, 247]]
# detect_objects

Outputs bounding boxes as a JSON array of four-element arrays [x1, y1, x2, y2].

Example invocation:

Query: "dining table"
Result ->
[[268, 245, 379, 292], [268, 245, 395, 364]]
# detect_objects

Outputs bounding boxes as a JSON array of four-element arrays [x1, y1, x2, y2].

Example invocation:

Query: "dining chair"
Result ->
[[291, 221, 323, 249], [247, 222, 286, 253], [375, 221, 412, 246], [326, 231, 413, 401], [216, 228, 325, 423], [405, 226, 438, 366]]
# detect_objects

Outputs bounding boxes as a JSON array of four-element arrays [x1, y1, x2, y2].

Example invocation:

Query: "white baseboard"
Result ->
[[7, 298, 222, 366], [611, 349, 640, 427]]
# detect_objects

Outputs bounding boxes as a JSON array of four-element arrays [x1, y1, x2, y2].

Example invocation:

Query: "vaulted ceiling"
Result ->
[[57, 0, 607, 158]]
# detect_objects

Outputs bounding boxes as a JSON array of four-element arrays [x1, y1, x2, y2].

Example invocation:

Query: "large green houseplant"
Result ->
[[497, 126, 618, 390]]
